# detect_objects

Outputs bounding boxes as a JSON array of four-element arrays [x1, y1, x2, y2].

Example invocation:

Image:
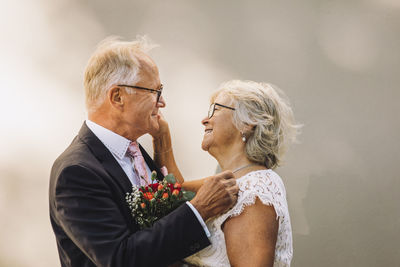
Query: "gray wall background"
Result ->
[[0, 0, 399, 266]]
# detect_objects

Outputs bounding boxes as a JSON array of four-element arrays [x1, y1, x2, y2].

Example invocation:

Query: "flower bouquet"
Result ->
[[126, 171, 196, 229]]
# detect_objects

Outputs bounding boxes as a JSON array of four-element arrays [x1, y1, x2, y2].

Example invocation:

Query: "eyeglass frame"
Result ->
[[208, 103, 236, 118], [118, 84, 163, 103]]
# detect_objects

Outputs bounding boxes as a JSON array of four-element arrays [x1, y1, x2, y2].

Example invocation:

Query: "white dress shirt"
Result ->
[[86, 119, 151, 186], [85, 120, 210, 237]]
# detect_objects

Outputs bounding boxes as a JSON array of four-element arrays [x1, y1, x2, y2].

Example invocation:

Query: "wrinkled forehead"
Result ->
[[135, 52, 160, 87], [137, 52, 158, 75]]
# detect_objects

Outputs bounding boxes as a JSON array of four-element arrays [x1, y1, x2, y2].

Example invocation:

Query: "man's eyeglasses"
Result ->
[[208, 103, 235, 118], [118, 84, 163, 103]]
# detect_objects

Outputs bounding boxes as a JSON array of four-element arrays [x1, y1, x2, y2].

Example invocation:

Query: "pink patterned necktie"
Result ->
[[127, 141, 150, 186]]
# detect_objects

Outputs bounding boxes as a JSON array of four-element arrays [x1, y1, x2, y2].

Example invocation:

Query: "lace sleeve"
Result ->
[[219, 170, 289, 224]]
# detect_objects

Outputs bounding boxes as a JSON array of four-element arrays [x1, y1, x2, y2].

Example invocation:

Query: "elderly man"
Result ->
[[49, 37, 238, 267]]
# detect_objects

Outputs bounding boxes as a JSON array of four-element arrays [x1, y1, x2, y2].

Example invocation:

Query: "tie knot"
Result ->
[[128, 141, 141, 158]]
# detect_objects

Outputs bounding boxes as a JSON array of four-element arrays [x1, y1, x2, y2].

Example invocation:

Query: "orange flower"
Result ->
[[140, 203, 146, 209], [174, 183, 182, 190], [162, 193, 169, 199], [143, 192, 154, 200], [157, 184, 164, 191], [172, 189, 180, 196]]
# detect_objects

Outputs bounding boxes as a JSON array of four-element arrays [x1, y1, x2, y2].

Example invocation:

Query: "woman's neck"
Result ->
[[211, 143, 266, 177], [212, 143, 252, 172]]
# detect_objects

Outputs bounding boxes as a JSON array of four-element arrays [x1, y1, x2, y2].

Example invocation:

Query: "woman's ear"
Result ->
[[240, 124, 255, 142], [243, 123, 255, 134]]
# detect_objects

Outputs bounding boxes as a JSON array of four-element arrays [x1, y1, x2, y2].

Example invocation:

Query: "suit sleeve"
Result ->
[[53, 164, 210, 267]]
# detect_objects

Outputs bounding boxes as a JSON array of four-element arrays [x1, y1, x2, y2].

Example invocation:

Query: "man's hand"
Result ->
[[190, 171, 239, 221]]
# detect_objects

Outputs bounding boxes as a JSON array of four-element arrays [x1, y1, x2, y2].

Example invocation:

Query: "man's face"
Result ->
[[120, 53, 165, 140]]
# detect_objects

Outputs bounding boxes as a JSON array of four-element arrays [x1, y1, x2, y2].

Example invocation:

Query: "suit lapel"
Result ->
[[78, 122, 164, 186], [78, 123, 133, 193]]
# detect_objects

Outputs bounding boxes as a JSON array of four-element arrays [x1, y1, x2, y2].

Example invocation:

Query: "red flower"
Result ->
[[150, 183, 159, 192], [174, 183, 182, 190], [140, 183, 160, 193], [168, 183, 175, 192]]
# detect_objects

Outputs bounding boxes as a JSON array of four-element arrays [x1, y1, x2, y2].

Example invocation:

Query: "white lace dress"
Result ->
[[185, 169, 293, 267]]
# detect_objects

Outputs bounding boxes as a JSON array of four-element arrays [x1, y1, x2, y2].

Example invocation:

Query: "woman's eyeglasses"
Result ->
[[208, 103, 235, 118]]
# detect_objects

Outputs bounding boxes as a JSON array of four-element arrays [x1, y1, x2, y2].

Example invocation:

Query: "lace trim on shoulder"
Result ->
[[226, 170, 288, 220]]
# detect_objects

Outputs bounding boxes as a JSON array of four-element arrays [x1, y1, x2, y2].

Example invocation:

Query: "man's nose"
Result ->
[[156, 95, 166, 108]]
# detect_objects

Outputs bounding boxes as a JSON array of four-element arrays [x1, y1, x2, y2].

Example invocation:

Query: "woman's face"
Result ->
[[201, 93, 241, 153]]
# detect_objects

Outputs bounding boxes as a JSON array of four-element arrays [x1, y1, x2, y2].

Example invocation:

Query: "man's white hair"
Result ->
[[84, 35, 158, 113], [211, 80, 302, 169]]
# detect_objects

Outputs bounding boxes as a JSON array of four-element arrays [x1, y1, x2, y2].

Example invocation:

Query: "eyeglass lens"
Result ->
[[156, 85, 163, 103], [208, 103, 215, 118]]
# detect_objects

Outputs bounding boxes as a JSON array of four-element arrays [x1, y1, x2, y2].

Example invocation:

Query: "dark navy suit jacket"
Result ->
[[49, 123, 210, 267]]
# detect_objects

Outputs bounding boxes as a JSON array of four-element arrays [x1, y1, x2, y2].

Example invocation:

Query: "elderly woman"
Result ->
[[153, 80, 300, 267]]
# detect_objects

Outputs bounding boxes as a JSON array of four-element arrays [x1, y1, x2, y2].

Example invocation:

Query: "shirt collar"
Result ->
[[85, 119, 131, 160]]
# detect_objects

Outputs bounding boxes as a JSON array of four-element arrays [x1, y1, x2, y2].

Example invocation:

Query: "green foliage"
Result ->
[[165, 174, 176, 184], [182, 190, 195, 201]]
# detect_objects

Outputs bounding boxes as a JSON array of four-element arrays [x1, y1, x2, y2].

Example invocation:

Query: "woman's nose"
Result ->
[[201, 116, 209, 126]]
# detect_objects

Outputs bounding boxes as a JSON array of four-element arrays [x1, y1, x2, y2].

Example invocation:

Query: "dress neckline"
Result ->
[[235, 169, 272, 181]]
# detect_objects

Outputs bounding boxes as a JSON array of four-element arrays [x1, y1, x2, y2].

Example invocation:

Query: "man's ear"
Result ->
[[108, 86, 124, 108]]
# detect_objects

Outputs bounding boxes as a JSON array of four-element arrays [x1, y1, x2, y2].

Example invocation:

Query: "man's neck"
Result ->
[[88, 113, 140, 141]]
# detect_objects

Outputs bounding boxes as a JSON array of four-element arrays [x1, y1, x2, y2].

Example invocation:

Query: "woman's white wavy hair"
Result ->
[[84, 35, 158, 113], [211, 80, 302, 169]]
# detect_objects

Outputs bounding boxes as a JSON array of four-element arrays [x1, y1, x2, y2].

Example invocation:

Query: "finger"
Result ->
[[232, 184, 239, 191], [228, 193, 238, 207], [226, 185, 239, 198], [220, 170, 234, 180], [223, 179, 237, 187], [228, 184, 239, 193]]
